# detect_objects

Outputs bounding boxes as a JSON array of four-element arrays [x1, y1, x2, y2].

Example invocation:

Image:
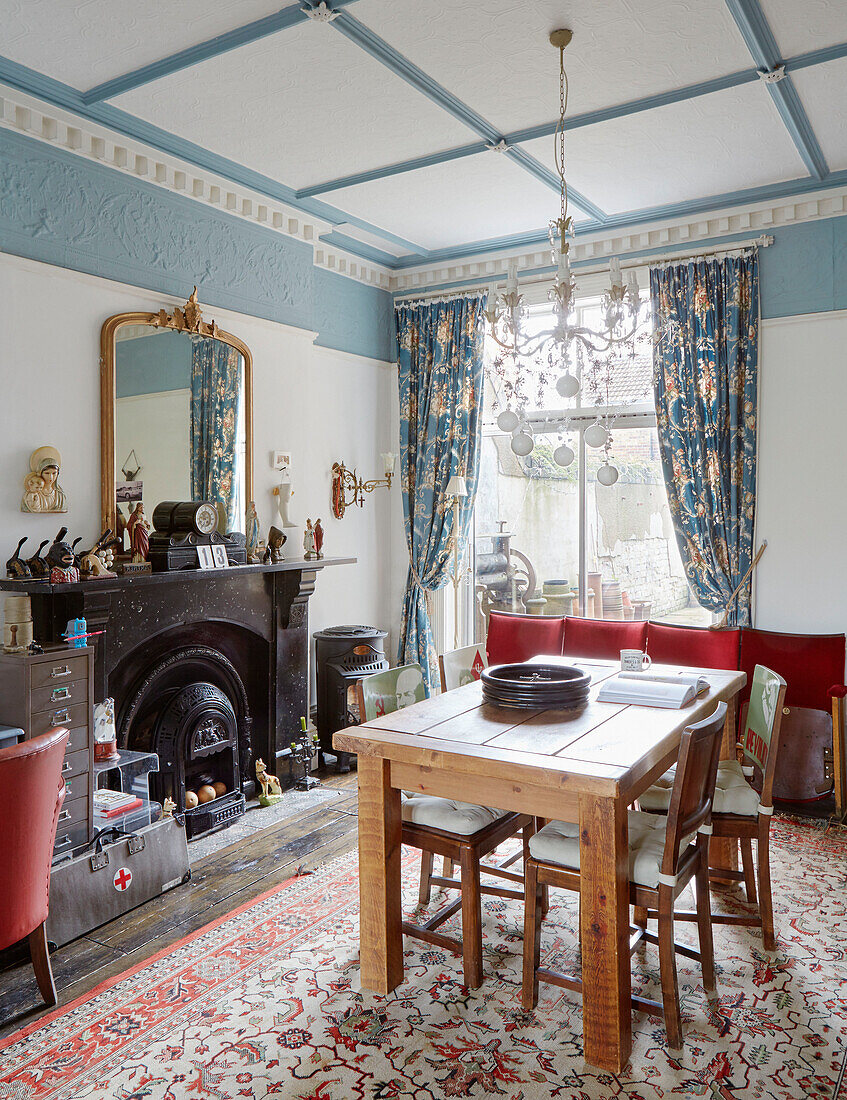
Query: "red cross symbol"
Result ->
[[113, 866, 132, 892]]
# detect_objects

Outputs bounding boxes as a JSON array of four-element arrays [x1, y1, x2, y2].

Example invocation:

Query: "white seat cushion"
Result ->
[[400, 792, 509, 835], [639, 759, 760, 817], [528, 810, 694, 890]]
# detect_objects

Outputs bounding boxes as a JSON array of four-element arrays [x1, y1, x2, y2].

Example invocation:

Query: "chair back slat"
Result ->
[[439, 644, 487, 692], [358, 663, 427, 722], [740, 664, 787, 806], [662, 702, 727, 878]]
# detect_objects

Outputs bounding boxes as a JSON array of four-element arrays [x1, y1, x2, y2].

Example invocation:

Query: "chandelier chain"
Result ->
[[556, 47, 569, 230]]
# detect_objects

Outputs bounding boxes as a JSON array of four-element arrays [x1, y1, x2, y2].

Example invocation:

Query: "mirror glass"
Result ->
[[114, 326, 246, 532]]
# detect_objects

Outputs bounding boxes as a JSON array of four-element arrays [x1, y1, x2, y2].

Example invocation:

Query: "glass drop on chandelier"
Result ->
[[487, 27, 647, 486]]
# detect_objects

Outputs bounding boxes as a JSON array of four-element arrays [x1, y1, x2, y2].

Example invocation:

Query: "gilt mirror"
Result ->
[[100, 289, 253, 540]]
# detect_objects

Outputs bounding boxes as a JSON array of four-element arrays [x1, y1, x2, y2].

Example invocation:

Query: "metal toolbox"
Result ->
[[46, 816, 191, 947]]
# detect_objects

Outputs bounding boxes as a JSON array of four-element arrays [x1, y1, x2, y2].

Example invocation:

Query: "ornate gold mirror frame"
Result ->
[[100, 288, 254, 535]]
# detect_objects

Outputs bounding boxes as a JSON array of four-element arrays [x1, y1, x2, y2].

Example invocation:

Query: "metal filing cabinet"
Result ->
[[0, 645, 94, 861]]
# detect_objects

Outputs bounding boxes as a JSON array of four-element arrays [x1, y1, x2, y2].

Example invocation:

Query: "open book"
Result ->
[[597, 671, 710, 709]]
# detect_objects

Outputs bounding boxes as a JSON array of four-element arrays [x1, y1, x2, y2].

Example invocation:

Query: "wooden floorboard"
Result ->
[[0, 769, 359, 1040]]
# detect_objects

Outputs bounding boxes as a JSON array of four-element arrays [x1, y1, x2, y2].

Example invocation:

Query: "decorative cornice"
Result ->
[[388, 188, 847, 293], [0, 82, 391, 290]]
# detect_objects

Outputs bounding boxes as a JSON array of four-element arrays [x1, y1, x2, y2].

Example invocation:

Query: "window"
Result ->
[[471, 297, 711, 643]]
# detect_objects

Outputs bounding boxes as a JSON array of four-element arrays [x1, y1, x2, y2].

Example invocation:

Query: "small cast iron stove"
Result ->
[[314, 625, 388, 771]]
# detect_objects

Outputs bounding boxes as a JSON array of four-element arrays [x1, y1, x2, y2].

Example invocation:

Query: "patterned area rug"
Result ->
[[1, 816, 845, 1100]]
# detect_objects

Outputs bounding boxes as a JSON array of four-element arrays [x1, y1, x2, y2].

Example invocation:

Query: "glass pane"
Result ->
[[473, 430, 581, 642], [583, 424, 710, 625]]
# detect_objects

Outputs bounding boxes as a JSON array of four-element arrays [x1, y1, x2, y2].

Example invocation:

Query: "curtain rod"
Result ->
[[394, 234, 774, 303]]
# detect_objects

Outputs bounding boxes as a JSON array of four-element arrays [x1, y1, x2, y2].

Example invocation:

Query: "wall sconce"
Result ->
[[331, 453, 396, 519]]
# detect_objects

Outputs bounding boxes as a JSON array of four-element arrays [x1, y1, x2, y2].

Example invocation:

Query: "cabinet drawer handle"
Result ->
[[58, 809, 71, 822], [54, 834, 71, 850], [62, 760, 72, 774], [50, 665, 72, 679], [51, 708, 71, 724], [51, 687, 71, 701]]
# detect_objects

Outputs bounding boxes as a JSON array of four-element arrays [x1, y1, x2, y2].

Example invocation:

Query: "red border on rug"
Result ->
[[0, 870, 306, 1051]]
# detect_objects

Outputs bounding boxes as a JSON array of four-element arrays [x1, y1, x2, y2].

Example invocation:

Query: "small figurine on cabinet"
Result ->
[[25, 540, 49, 578], [245, 501, 261, 563], [263, 526, 286, 564], [303, 519, 316, 559], [21, 446, 67, 513], [47, 528, 80, 584], [255, 758, 283, 806], [313, 518, 324, 560], [126, 502, 151, 563], [6, 538, 32, 579]]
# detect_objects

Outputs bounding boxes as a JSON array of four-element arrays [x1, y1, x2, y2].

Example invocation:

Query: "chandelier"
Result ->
[[486, 29, 647, 481]]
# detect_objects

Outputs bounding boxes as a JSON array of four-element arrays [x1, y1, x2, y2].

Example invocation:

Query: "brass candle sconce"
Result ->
[[331, 453, 396, 519]]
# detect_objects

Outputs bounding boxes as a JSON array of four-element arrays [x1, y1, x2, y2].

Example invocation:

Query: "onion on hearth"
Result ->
[[197, 784, 217, 804]]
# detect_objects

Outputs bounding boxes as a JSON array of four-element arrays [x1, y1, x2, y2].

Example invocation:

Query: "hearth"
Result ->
[[314, 625, 388, 772], [120, 645, 250, 838]]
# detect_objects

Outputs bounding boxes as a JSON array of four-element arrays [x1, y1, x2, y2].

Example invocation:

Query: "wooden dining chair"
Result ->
[[639, 665, 787, 949], [438, 643, 487, 692], [522, 702, 726, 1050], [358, 663, 534, 988]]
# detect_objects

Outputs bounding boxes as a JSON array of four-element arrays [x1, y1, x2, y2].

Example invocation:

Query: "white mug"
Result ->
[[621, 649, 651, 672]]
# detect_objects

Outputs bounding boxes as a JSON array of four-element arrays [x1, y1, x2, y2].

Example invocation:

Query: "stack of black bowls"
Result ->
[[481, 663, 591, 710]]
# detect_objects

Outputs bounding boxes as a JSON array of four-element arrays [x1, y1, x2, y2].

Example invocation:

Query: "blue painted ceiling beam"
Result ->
[[295, 39, 847, 199], [0, 54, 429, 261], [82, 0, 363, 104], [329, 10, 608, 222], [724, 0, 828, 179]]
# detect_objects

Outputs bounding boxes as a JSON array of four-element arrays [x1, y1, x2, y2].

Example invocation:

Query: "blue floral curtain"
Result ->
[[650, 252, 759, 625], [396, 295, 486, 692], [190, 338, 242, 530]]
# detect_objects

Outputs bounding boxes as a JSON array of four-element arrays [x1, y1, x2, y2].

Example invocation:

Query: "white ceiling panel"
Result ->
[[0, 0, 283, 88], [791, 58, 847, 172], [353, 0, 754, 135], [327, 153, 561, 251], [111, 21, 473, 191], [521, 83, 807, 215], [759, 0, 847, 59]]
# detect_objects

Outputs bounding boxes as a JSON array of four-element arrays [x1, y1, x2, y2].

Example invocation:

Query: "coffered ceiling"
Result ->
[[1, 0, 846, 269]]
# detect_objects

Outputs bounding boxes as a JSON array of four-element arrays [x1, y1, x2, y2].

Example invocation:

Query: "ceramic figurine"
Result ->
[[245, 502, 261, 563], [126, 502, 151, 563], [21, 446, 67, 513], [313, 518, 324, 560], [47, 527, 80, 584], [6, 538, 32, 579], [115, 506, 127, 554], [26, 540, 49, 578], [273, 467, 298, 531], [263, 526, 286, 564], [303, 519, 316, 559], [255, 758, 283, 807]]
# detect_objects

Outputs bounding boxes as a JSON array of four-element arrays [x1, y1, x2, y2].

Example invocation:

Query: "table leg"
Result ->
[[710, 695, 740, 875], [357, 756, 403, 994], [579, 792, 632, 1072]]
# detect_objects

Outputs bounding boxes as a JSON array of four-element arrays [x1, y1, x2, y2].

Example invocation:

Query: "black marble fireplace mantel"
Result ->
[[0, 557, 355, 771]]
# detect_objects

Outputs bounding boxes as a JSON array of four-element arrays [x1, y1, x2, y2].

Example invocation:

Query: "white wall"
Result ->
[[0, 251, 401, 661], [115, 389, 192, 512], [756, 310, 847, 636]]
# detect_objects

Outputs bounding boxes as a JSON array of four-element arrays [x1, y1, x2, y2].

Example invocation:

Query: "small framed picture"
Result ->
[[211, 544, 229, 569], [197, 545, 215, 570]]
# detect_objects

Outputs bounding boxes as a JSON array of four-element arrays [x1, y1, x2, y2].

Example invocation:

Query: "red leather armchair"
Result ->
[[0, 727, 69, 1005]]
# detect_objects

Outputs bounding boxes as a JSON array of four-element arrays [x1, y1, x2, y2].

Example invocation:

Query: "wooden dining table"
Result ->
[[334, 658, 746, 1072]]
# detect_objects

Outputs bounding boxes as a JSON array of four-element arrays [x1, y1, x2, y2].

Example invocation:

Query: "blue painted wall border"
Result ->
[[0, 127, 393, 362], [392, 217, 847, 321]]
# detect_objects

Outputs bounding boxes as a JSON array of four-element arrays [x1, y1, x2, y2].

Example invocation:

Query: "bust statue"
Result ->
[[21, 446, 67, 513]]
